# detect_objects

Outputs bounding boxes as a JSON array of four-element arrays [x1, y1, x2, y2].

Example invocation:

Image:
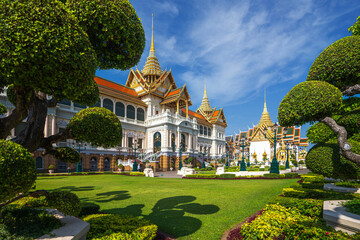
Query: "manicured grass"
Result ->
[[35, 175, 297, 240]]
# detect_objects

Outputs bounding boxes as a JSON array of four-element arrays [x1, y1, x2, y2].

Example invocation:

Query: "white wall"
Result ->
[[249, 141, 271, 163]]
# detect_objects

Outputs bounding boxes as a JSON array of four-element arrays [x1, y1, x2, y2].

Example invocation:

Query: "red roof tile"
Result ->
[[95, 76, 138, 97]]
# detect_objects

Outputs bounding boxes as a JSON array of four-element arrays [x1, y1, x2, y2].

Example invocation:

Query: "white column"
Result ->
[[44, 115, 48, 137], [11, 128, 15, 137], [51, 115, 56, 135], [189, 135, 193, 151]]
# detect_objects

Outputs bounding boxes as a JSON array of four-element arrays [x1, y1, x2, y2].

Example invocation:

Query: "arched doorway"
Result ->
[[90, 157, 98, 171], [154, 132, 161, 153], [104, 157, 111, 171], [57, 160, 67, 172], [181, 134, 186, 152]]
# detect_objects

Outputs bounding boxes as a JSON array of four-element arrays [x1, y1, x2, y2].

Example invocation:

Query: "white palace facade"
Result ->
[[0, 27, 227, 172]]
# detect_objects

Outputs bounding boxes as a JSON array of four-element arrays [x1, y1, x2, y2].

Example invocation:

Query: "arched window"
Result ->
[[115, 102, 125, 117], [57, 161, 67, 172], [200, 125, 203, 134], [127, 105, 135, 119], [208, 128, 211, 136], [204, 127, 207, 136], [36, 157, 43, 169], [103, 98, 113, 112], [181, 134, 186, 152], [104, 157, 111, 171], [154, 132, 161, 153], [171, 133, 175, 152], [137, 108, 145, 121], [90, 157, 98, 171]]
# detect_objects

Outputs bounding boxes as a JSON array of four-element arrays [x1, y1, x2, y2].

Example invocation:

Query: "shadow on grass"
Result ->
[[53, 186, 96, 192], [106, 195, 219, 237], [94, 191, 131, 203]]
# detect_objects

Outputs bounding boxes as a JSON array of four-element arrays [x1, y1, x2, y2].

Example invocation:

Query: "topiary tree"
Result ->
[[0, 0, 144, 157], [279, 19, 360, 167], [0, 140, 37, 204]]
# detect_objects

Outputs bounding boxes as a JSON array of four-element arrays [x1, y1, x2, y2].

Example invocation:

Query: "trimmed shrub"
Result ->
[[306, 142, 360, 180], [186, 174, 218, 179], [284, 173, 299, 178], [46, 191, 81, 216], [279, 81, 342, 126], [80, 202, 100, 217], [67, 107, 122, 148], [50, 147, 80, 163], [219, 173, 236, 179], [343, 198, 360, 215], [301, 175, 325, 183], [83, 214, 157, 240], [301, 182, 324, 189], [282, 187, 358, 200], [0, 207, 61, 239], [263, 173, 285, 178], [10, 196, 47, 208], [335, 181, 360, 188], [130, 172, 145, 176], [0, 140, 37, 203]]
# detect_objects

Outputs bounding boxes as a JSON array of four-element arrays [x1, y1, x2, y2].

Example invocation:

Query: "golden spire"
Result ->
[[257, 90, 273, 127], [142, 13, 162, 76], [198, 82, 213, 112]]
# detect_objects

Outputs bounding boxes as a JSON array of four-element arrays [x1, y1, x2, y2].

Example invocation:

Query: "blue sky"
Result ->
[[96, 0, 360, 138]]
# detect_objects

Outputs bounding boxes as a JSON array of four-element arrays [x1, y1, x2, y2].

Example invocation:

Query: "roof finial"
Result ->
[[150, 13, 155, 55], [204, 81, 208, 98], [198, 80, 212, 112], [263, 89, 268, 113]]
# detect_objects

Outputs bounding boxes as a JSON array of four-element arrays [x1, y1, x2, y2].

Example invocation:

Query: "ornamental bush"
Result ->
[[129, 172, 145, 176], [307, 36, 360, 93], [186, 174, 218, 178], [343, 198, 360, 215], [0, 140, 37, 203], [278, 81, 343, 126], [67, 107, 122, 148], [305, 142, 360, 180], [46, 191, 81, 216], [284, 173, 299, 178], [83, 214, 157, 240], [51, 147, 80, 163], [79, 202, 100, 217], [219, 173, 236, 178]]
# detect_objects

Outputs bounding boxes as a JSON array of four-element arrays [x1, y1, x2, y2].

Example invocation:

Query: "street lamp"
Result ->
[[282, 127, 290, 170], [72, 141, 86, 172], [238, 138, 247, 171], [225, 143, 230, 167], [264, 123, 280, 174], [246, 151, 250, 167], [130, 139, 139, 172], [200, 149, 206, 169], [178, 142, 186, 170]]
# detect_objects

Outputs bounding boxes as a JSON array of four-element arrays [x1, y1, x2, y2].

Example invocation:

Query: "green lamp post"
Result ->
[[264, 123, 280, 174], [225, 143, 230, 167], [72, 141, 86, 173], [238, 138, 247, 171], [246, 150, 251, 168], [131, 139, 139, 172], [285, 142, 290, 170], [200, 150, 206, 169], [178, 142, 185, 170]]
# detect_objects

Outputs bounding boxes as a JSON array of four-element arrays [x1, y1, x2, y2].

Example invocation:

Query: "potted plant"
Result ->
[[183, 157, 193, 168], [291, 159, 298, 172], [298, 160, 304, 170], [217, 158, 225, 167], [145, 160, 150, 168], [118, 163, 124, 172], [170, 162, 174, 171], [48, 164, 55, 174]]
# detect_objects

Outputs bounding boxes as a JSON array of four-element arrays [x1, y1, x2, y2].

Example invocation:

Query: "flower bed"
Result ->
[[184, 173, 300, 180], [37, 171, 145, 177]]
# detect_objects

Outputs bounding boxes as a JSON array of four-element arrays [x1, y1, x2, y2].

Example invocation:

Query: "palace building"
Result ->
[[0, 24, 227, 172], [230, 98, 308, 164]]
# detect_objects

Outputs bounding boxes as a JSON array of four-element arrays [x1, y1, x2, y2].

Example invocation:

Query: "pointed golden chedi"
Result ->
[[198, 84, 213, 112]]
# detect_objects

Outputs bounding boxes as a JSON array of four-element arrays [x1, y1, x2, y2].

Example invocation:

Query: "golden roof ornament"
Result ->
[[257, 90, 274, 128], [198, 83, 213, 112], [142, 14, 162, 76]]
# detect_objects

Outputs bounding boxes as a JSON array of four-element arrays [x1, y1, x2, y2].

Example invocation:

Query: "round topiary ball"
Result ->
[[305, 141, 360, 180], [46, 191, 81, 216], [51, 147, 80, 163], [0, 140, 37, 203], [67, 107, 122, 148], [278, 81, 343, 126], [307, 36, 360, 93]]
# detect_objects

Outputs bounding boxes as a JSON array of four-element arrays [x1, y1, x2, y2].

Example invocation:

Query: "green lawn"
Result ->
[[35, 175, 297, 240]]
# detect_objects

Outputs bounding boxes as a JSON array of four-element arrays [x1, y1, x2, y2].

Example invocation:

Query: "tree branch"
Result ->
[[41, 128, 73, 150], [341, 84, 360, 96], [46, 97, 57, 108], [320, 116, 360, 166]]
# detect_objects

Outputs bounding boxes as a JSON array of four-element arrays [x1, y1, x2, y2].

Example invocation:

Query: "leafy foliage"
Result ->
[[67, 0, 145, 70], [79, 202, 100, 217], [82, 214, 157, 240], [0, 0, 98, 105], [0, 103, 6, 115], [278, 81, 342, 126], [349, 16, 360, 36], [305, 142, 360, 180], [50, 147, 80, 163], [67, 107, 122, 148], [0, 207, 61, 239], [46, 191, 81, 216], [0, 140, 36, 203], [307, 122, 336, 144], [343, 198, 360, 215], [307, 36, 360, 92]]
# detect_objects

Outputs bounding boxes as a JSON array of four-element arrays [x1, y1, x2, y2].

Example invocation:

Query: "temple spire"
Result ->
[[198, 83, 213, 112], [263, 89, 268, 113], [257, 89, 273, 127], [142, 13, 162, 76]]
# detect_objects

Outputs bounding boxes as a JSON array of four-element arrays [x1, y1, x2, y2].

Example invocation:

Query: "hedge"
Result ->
[[130, 172, 145, 176], [46, 191, 81, 216], [83, 214, 157, 240]]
